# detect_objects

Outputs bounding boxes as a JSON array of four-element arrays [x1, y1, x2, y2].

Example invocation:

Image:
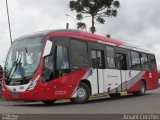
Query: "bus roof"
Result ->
[[16, 29, 152, 54]]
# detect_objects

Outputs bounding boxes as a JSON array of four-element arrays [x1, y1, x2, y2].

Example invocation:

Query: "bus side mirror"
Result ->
[[43, 40, 53, 57]]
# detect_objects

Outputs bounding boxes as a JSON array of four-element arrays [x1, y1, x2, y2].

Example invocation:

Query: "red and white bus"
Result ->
[[1, 29, 158, 104]]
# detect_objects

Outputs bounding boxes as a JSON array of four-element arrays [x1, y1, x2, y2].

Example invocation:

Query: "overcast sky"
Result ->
[[0, 0, 160, 68]]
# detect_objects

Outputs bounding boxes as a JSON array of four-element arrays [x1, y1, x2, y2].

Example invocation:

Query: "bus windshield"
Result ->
[[5, 36, 44, 84]]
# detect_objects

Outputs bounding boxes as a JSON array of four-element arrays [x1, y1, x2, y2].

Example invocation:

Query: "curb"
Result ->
[[0, 95, 108, 103]]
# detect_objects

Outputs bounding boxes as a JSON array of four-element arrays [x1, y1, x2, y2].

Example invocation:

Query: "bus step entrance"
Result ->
[[120, 91, 128, 95]]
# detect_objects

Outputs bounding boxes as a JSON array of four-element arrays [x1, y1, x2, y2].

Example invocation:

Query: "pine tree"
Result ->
[[69, 0, 120, 34]]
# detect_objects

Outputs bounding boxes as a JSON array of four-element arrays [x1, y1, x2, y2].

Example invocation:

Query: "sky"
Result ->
[[0, 0, 160, 68]]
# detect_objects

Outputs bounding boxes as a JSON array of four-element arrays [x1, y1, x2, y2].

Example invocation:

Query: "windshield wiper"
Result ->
[[7, 47, 29, 81], [7, 53, 23, 80]]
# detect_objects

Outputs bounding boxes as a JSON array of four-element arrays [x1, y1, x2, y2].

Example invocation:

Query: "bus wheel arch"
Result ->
[[70, 80, 91, 104], [133, 79, 146, 96], [80, 79, 92, 96]]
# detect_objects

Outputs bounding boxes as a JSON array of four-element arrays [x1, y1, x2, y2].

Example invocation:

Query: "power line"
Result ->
[[6, 0, 12, 44]]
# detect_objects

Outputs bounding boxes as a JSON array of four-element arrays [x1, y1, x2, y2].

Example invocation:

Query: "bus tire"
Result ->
[[138, 81, 146, 96], [71, 82, 90, 104], [42, 100, 56, 105], [109, 93, 121, 98]]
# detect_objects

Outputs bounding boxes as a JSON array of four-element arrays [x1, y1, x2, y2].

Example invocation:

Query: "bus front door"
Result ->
[[91, 49, 105, 94], [116, 53, 128, 92]]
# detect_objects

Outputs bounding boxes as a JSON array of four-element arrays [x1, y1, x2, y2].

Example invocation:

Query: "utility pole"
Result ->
[[6, 0, 12, 44]]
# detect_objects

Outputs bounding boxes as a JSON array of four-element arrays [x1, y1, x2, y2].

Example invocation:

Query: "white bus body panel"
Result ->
[[87, 68, 142, 95], [103, 69, 121, 93]]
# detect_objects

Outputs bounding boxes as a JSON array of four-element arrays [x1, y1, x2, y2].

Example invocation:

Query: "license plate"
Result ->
[[12, 92, 19, 98]]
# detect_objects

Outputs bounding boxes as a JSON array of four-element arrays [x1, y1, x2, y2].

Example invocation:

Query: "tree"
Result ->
[[69, 0, 120, 34]]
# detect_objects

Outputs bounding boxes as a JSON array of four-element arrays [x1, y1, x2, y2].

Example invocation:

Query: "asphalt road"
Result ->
[[0, 88, 160, 114]]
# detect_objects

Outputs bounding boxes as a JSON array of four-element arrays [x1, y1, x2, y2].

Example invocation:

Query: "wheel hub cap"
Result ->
[[77, 87, 86, 98]]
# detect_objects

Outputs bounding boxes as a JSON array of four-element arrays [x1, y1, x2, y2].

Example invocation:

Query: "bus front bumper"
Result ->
[[2, 89, 43, 101]]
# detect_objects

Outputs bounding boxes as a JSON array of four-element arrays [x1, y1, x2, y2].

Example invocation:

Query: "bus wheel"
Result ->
[[42, 100, 56, 105], [133, 81, 146, 96], [71, 83, 90, 104], [109, 93, 121, 98], [138, 81, 146, 96]]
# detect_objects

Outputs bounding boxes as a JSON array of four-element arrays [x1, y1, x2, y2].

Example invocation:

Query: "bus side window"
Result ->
[[42, 53, 55, 83], [127, 50, 132, 69], [55, 45, 70, 77], [106, 46, 116, 68], [130, 51, 141, 70], [91, 50, 105, 69], [56, 46, 69, 69], [91, 50, 97, 68], [149, 54, 157, 70], [141, 53, 149, 70], [42, 41, 55, 83], [91, 49, 105, 69], [116, 53, 127, 70], [70, 39, 89, 70]]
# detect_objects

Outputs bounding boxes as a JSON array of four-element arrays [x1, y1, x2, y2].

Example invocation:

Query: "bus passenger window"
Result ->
[[130, 51, 141, 70], [42, 54, 54, 83], [91, 50, 97, 68], [70, 39, 89, 68], [55, 45, 70, 77], [149, 54, 157, 70], [91, 50, 104, 69], [56, 46, 69, 69], [106, 46, 115, 68], [141, 53, 149, 70], [128, 51, 132, 68], [116, 53, 127, 70]]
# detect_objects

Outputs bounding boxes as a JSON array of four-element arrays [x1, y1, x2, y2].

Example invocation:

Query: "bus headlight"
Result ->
[[27, 75, 40, 91]]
